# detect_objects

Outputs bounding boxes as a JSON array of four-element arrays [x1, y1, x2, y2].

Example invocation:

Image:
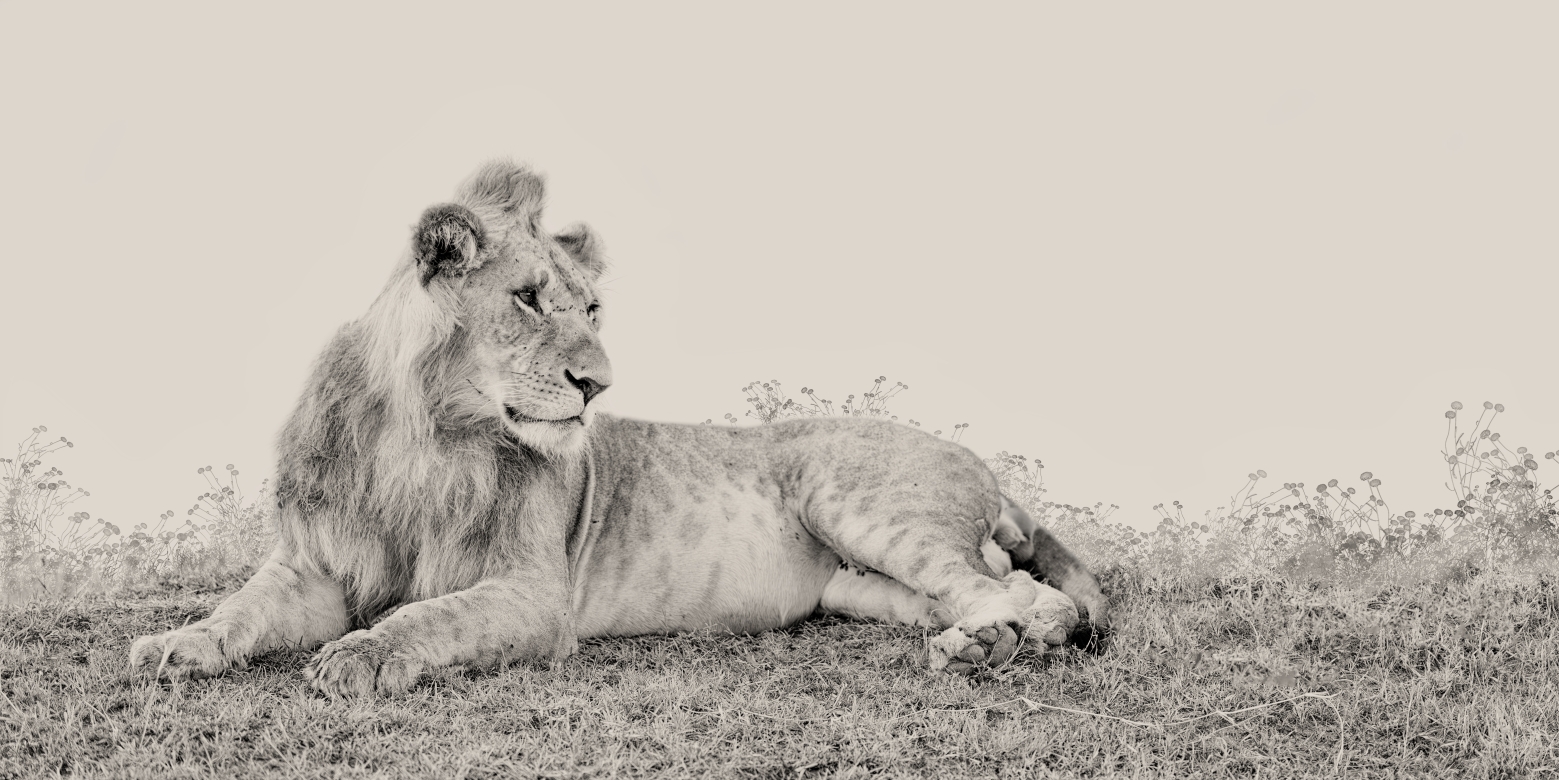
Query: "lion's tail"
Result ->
[[996, 494, 1111, 651]]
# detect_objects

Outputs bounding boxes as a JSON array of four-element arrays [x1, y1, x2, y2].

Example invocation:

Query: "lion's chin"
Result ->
[[500, 406, 591, 456], [503, 405, 584, 428]]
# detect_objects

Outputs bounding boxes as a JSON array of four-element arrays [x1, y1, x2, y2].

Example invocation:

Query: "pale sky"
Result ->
[[2, 3, 1555, 534]]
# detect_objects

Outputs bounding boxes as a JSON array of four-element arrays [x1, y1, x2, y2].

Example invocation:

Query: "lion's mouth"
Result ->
[[504, 406, 584, 427]]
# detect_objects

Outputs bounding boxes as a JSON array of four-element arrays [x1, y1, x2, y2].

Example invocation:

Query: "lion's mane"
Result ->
[[271, 164, 583, 625]]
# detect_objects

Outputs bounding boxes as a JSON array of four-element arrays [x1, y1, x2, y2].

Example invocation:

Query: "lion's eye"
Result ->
[[513, 289, 539, 312]]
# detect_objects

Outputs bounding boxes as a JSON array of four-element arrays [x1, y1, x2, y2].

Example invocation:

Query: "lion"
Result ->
[[129, 161, 1109, 697]]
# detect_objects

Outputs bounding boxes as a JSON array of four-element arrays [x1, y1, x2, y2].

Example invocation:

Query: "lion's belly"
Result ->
[[572, 486, 840, 638]]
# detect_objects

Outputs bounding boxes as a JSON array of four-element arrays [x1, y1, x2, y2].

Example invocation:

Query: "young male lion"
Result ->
[[129, 161, 1108, 697]]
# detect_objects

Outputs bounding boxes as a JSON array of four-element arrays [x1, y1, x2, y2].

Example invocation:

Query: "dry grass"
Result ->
[[4, 559, 1558, 779]]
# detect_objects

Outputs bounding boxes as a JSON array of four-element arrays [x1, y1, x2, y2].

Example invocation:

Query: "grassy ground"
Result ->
[[4, 564, 1557, 779]]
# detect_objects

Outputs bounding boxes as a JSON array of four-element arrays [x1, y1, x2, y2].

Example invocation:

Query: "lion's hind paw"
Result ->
[[929, 621, 1021, 675], [1019, 581, 1081, 649], [926, 575, 1083, 675]]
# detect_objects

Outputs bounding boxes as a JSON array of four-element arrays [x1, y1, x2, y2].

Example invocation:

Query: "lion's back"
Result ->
[[584, 412, 1001, 540], [587, 413, 993, 492]]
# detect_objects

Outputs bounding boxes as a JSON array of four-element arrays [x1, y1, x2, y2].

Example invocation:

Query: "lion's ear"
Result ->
[[554, 223, 607, 280], [413, 203, 485, 285], [458, 160, 547, 232]]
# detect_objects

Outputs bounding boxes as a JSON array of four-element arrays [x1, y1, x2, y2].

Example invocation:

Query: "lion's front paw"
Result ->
[[129, 624, 237, 681], [929, 621, 1021, 675], [1019, 581, 1081, 649], [305, 630, 423, 699]]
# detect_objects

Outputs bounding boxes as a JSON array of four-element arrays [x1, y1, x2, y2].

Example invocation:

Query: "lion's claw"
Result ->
[[129, 624, 233, 682], [306, 630, 422, 699]]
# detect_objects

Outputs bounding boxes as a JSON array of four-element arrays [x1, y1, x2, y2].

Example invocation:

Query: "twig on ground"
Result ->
[[875, 690, 1345, 729], [1317, 691, 1347, 776], [694, 706, 809, 724], [1016, 690, 1343, 729]]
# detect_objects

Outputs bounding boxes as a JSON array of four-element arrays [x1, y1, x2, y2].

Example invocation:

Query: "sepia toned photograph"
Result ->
[[2, 4, 1556, 778]]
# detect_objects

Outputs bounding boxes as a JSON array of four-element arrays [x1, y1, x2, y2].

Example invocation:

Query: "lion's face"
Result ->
[[411, 163, 612, 455], [460, 227, 609, 454]]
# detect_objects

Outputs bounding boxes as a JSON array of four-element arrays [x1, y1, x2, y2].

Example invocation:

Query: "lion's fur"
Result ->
[[130, 160, 1107, 697], [273, 161, 590, 625]]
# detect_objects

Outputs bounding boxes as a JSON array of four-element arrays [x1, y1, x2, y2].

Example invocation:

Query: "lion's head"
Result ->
[[361, 160, 610, 456]]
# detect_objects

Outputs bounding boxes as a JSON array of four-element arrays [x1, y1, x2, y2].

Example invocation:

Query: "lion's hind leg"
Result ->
[[819, 563, 952, 629], [820, 562, 1080, 673], [816, 512, 1079, 675], [817, 538, 1033, 628], [816, 557, 1023, 674]]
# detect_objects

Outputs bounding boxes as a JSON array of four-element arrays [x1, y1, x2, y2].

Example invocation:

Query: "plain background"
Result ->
[[2, 3, 1555, 534]]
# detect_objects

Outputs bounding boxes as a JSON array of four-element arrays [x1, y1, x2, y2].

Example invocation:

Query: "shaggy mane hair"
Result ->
[[272, 162, 582, 625]]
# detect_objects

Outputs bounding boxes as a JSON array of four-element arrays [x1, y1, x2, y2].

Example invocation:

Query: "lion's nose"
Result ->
[[564, 369, 609, 406]]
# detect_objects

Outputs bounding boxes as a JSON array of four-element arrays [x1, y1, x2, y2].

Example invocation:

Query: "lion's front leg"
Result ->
[[129, 549, 349, 681], [305, 573, 574, 699]]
